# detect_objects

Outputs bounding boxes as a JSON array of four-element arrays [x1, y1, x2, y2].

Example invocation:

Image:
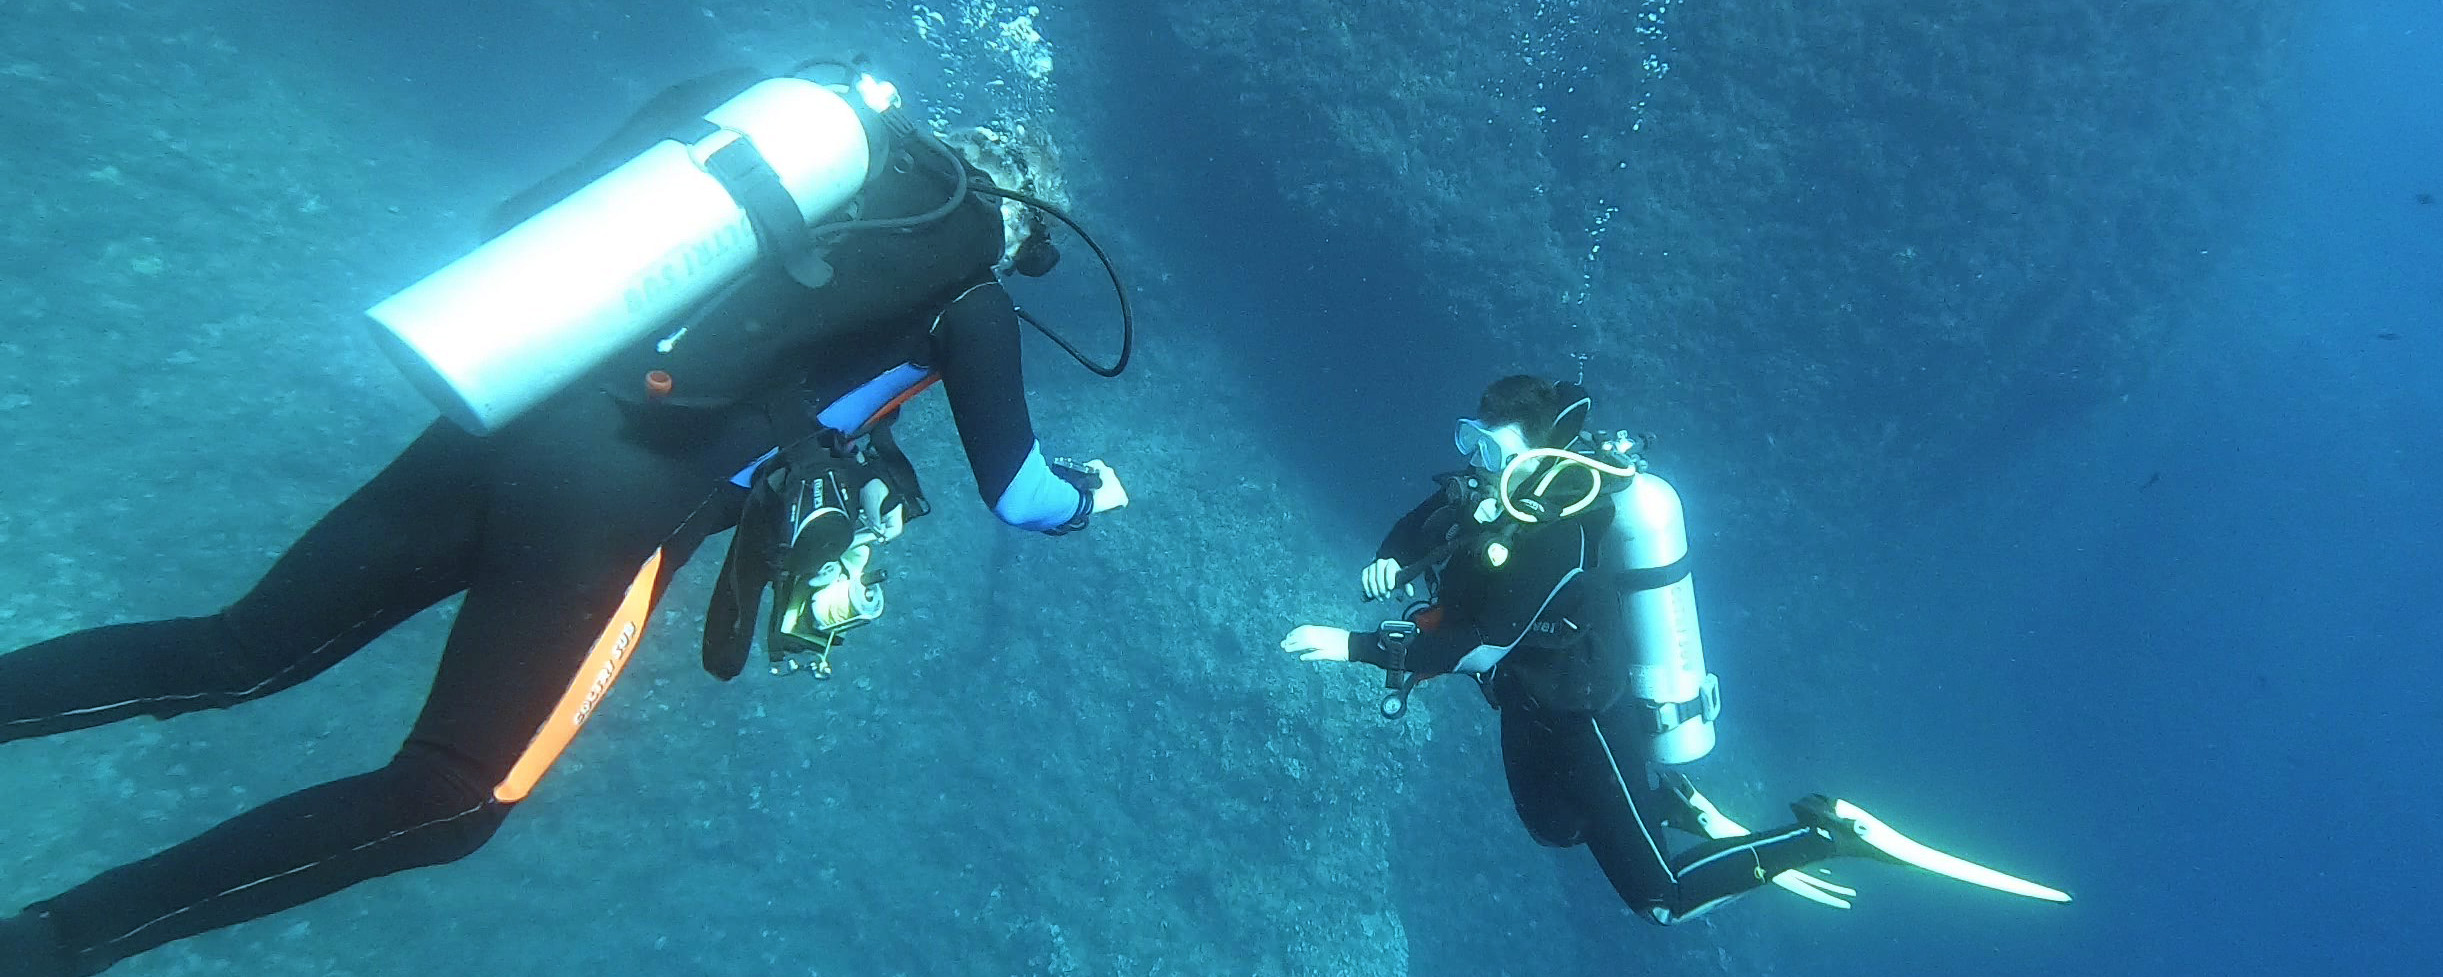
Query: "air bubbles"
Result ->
[[908, 1, 1059, 131]]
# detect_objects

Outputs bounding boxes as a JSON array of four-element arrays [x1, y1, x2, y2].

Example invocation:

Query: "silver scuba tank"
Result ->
[[368, 74, 904, 435], [1589, 436, 1721, 765]]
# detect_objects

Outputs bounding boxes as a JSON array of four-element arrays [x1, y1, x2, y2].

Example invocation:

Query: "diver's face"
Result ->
[[1455, 419, 1530, 472]]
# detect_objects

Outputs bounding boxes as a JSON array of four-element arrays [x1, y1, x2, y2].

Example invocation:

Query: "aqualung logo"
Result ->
[[570, 622, 640, 727], [624, 221, 754, 315]]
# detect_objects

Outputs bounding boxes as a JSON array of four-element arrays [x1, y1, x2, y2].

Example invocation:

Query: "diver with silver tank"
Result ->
[[0, 57, 1133, 976], [1281, 374, 2071, 923]]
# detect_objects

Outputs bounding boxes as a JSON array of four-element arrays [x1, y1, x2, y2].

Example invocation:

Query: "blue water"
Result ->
[[1789, 5, 2443, 974], [1739, 6, 2443, 974], [2, 0, 2436, 975]]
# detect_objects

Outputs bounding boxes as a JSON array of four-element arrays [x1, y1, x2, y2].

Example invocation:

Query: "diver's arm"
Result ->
[[1351, 524, 1589, 677], [934, 281, 1096, 533], [1376, 491, 1446, 565], [1346, 621, 1484, 678]]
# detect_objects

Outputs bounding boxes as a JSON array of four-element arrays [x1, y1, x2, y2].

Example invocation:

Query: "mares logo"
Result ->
[[623, 221, 754, 316], [569, 621, 641, 728]]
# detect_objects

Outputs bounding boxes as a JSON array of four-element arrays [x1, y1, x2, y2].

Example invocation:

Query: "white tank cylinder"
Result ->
[[1601, 470, 1719, 765], [367, 78, 875, 434]]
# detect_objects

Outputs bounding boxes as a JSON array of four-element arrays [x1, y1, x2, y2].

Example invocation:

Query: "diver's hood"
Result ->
[[1544, 381, 1592, 449]]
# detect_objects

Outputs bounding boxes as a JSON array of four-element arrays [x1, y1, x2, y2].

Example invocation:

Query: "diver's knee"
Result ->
[[1521, 820, 1585, 849], [87, 614, 270, 715], [184, 611, 297, 705], [1509, 784, 1588, 848], [1633, 903, 1684, 926], [379, 745, 515, 862]]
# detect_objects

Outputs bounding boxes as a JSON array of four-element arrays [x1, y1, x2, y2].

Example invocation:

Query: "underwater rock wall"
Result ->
[[0, 0, 448, 635], [1161, 0, 2300, 524]]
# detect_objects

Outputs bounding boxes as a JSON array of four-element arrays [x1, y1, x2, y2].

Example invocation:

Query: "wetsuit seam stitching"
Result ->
[[2, 609, 393, 729], [94, 801, 493, 952], [1677, 825, 1814, 875], [61, 480, 727, 954], [660, 489, 727, 552], [1588, 716, 1677, 885], [929, 280, 1000, 335]]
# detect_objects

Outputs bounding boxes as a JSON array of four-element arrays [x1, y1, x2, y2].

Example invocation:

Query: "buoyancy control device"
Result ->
[[1387, 429, 1722, 765]]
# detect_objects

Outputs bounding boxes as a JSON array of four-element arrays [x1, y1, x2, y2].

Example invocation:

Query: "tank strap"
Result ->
[[1639, 674, 1723, 736], [675, 118, 822, 278], [1611, 553, 1693, 593]]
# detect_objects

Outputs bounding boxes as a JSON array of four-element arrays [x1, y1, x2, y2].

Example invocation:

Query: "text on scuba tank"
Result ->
[[569, 621, 640, 727], [624, 220, 755, 316]]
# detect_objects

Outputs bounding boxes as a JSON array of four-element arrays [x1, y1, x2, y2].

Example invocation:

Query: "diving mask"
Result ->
[[1454, 418, 1530, 472]]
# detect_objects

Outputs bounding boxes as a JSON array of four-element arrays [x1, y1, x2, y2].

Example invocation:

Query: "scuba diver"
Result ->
[[0, 60, 1132, 976], [1279, 375, 2070, 924]]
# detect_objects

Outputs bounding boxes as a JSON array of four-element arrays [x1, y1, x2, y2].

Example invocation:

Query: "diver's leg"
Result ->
[[1573, 711, 1837, 924], [0, 913, 74, 977], [17, 740, 513, 976], [0, 422, 484, 742], [1648, 823, 1840, 920], [1500, 708, 1589, 847], [1567, 714, 1688, 921], [7, 398, 760, 975]]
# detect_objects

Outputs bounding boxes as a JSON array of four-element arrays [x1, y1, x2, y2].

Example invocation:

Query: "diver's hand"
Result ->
[[1360, 558, 1412, 601], [1280, 625, 1354, 662], [1082, 459, 1128, 514]]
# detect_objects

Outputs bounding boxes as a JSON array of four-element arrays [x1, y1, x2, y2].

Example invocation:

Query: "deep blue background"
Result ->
[[1754, 2, 2443, 974]]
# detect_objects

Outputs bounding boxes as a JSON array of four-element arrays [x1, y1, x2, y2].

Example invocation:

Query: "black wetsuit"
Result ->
[[0, 74, 1091, 976], [1352, 477, 1836, 924]]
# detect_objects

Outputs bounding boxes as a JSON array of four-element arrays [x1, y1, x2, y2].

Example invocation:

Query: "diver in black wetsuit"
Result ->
[[1281, 375, 2070, 925], [0, 65, 1127, 977]]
